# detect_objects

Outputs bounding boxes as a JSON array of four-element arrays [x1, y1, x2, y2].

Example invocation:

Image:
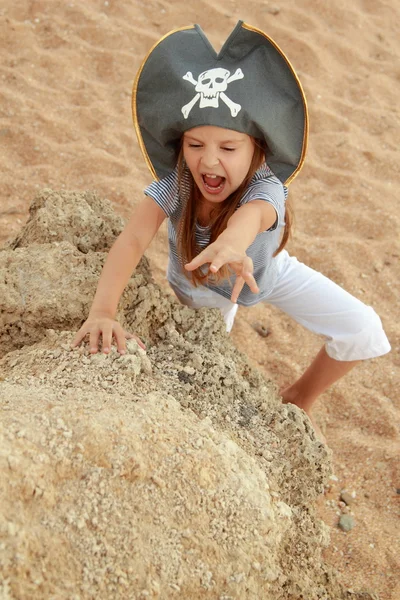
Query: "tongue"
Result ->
[[204, 175, 224, 188]]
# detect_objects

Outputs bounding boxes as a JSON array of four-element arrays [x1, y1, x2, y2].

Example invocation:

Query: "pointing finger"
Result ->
[[231, 275, 245, 303], [185, 248, 212, 272], [240, 257, 259, 293], [242, 271, 259, 293]]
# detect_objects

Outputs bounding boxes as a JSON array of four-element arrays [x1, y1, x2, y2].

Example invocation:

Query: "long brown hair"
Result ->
[[177, 139, 292, 286]]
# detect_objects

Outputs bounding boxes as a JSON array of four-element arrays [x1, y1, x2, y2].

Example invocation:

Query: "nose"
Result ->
[[201, 147, 219, 169]]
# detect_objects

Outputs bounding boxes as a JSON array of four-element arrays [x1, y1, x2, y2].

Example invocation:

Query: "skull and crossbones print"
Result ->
[[181, 67, 244, 119]]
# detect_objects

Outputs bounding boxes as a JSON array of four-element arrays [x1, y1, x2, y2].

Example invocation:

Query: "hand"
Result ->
[[71, 315, 145, 354], [184, 238, 259, 303]]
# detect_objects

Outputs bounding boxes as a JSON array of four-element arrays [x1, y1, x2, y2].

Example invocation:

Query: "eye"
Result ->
[[222, 147, 235, 152], [188, 143, 202, 148]]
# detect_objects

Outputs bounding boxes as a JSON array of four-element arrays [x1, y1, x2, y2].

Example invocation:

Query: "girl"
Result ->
[[73, 22, 390, 434]]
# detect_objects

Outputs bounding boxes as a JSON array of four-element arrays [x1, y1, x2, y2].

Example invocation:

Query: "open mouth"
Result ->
[[202, 174, 226, 194]]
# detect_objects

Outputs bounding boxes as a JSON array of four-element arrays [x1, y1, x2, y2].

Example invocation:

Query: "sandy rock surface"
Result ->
[[0, 188, 154, 358], [6, 188, 126, 253], [0, 191, 373, 600]]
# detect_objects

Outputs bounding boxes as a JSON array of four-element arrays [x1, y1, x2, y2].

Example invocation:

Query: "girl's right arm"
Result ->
[[72, 195, 166, 354]]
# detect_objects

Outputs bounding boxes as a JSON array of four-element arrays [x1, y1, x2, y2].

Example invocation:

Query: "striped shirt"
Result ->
[[144, 163, 288, 306]]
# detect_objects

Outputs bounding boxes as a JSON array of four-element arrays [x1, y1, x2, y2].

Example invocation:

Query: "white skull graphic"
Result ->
[[195, 68, 231, 108], [181, 67, 244, 118]]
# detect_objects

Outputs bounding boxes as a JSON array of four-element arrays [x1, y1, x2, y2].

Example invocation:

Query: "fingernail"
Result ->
[[103, 347, 109, 353], [120, 349, 126, 355]]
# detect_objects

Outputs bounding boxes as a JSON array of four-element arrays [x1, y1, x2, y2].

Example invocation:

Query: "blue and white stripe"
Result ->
[[144, 163, 288, 306]]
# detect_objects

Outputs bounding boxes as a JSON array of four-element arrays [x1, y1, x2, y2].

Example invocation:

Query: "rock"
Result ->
[[266, 6, 280, 15], [340, 490, 355, 506], [252, 321, 271, 338], [338, 515, 355, 532], [6, 188, 124, 254], [0, 190, 153, 359], [0, 189, 355, 599]]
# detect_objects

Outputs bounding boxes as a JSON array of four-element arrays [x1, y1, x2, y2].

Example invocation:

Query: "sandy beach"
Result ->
[[0, 1, 399, 598]]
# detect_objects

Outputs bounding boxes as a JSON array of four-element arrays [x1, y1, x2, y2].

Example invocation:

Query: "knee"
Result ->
[[326, 305, 390, 361]]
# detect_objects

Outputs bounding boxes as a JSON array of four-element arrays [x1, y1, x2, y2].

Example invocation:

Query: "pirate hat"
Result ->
[[132, 21, 308, 185]]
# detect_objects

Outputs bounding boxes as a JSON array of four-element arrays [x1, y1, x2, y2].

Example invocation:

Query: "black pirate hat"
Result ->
[[132, 21, 308, 185]]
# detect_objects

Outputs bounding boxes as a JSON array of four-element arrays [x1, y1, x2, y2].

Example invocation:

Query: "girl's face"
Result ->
[[183, 126, 255, 205]]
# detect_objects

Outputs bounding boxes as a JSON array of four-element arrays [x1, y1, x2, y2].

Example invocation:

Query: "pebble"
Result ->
[[7, 456, 19, 470], [126, 339, 141, 354], [340, 490, 355, 506], [190, 353, 203, 369], [338, 515, 355, 532], [140, 355, 152, 375], [90, 353, 108, 365], [252, 321, 270, 338]]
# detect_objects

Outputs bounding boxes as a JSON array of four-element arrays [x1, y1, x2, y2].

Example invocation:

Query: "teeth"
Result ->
[[205, 174, 218, 178]]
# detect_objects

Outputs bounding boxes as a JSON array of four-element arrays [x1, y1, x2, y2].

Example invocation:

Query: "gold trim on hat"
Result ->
[[242, 22, 309, 186], [133, 22, 308, 186], [132, 26, 195, 181]]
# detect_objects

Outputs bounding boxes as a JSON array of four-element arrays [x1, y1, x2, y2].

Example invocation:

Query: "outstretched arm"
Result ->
[[185, 200, 276, 302], [72, 195, 166, 353]]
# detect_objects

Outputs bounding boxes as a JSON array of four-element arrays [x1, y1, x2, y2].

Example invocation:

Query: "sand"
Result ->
[[0, 1, 399, 598]]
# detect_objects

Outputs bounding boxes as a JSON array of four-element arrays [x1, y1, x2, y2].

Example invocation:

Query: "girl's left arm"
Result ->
[[185, 200, 276, 302]]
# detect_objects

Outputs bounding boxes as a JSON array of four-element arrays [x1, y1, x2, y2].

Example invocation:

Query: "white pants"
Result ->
[[168, 251, 391, 362]]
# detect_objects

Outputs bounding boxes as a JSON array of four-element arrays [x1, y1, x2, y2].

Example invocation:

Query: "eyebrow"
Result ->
[[184, 135, 245, 144]]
